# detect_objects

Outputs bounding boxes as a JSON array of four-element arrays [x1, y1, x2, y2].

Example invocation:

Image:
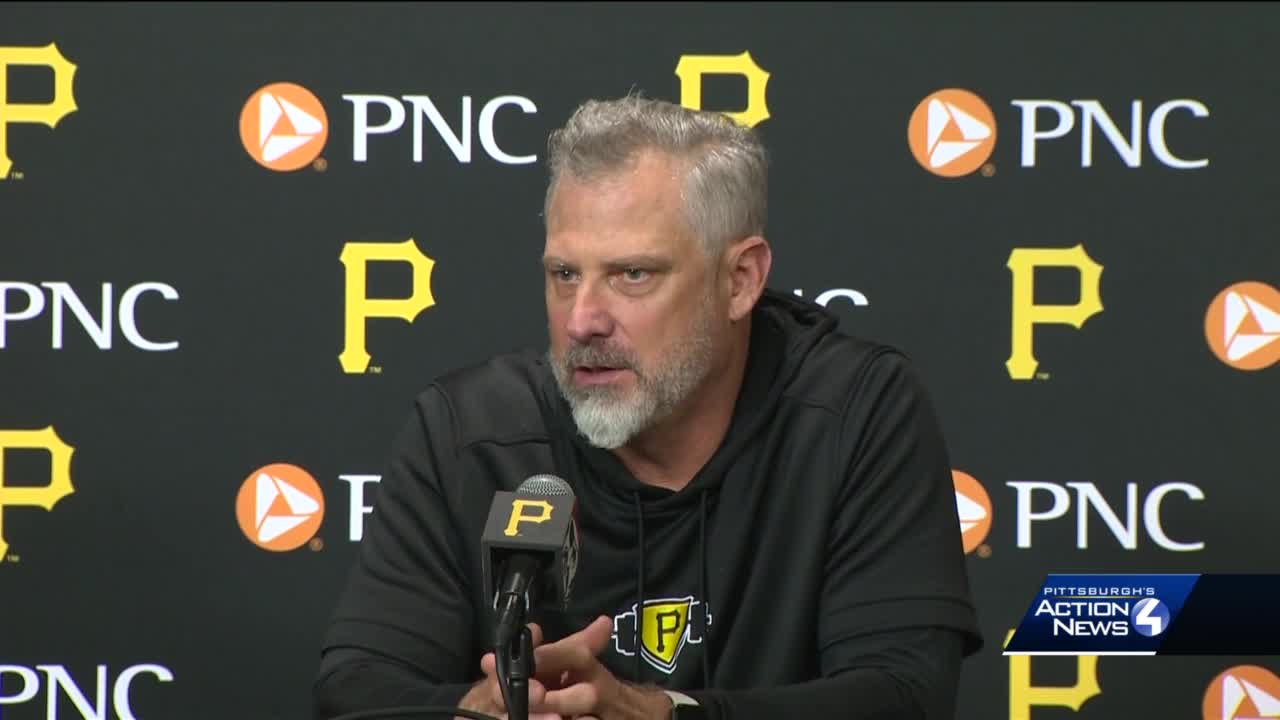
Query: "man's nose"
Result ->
[[565, 282, 615, 345]]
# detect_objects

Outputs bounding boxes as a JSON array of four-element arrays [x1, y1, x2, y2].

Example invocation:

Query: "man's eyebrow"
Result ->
[[602, 255, 671, 270], [542, 256, 576, 269], [542, 255, 672, 270]]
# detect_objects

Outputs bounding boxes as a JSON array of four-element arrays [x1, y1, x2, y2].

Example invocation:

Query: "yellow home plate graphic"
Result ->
[[1203, 665, 1280, 720], [952, 470, 992, 554]]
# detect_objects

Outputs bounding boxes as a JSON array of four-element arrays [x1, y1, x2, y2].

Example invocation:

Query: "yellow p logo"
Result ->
[[0, 43, 78, 179], [674, 51, 771, 128], [504, 499, 553, 537], [1005, 629, 1102, 719], [0, 426, 76, 558], [339, 238, 436, 373], [1007, 245, 1104, 379]]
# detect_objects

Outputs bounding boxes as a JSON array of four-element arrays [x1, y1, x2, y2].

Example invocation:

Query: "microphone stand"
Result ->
[[494, 593, 535, 720], [506, 625, 534, 720]]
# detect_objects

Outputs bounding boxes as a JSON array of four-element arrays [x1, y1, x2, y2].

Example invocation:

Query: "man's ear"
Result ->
[[725, 236, 772, 322]]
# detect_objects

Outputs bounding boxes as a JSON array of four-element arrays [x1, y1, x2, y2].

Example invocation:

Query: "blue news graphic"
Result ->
[[1005, 574, 1280, 655], [1005, 574, 1198, 655]]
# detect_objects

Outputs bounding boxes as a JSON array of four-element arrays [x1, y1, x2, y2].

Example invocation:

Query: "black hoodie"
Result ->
[[314, 289, 983, 719]]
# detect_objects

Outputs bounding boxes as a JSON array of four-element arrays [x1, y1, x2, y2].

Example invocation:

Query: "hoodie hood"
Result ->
[[530, 287, 838, 686]]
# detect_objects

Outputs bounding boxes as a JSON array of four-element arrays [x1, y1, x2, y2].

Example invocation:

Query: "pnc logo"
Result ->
[[0, 43, 78, 180], [675, 51, 771, 128], [1205, 281, 1280, 371], [0, 663, 174, 719], [911, 89, 1208, 174], [235, 463, 324, 551], [908, 89, 996, 177], [239, 82, 328, 171], [0, 281, 180, 351], [952, 470, 992, 554], [0, 427, 75, 559], [1203, 665, 1280, 720]]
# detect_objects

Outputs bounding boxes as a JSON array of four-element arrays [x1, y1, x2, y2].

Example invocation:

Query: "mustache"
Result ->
[[563, 342, 638, 372]]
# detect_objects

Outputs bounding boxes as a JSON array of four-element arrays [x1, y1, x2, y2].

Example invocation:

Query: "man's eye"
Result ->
[[552, 269, 576, 282], [622, 268, 649, 282]]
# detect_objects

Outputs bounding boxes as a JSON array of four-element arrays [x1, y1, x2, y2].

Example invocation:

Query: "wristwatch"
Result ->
[[663, 690, 707, 719]]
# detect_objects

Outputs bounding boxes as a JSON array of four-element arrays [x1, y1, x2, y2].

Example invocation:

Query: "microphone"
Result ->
[[327, 477, 580, 720], [481, 474, 580, 649]]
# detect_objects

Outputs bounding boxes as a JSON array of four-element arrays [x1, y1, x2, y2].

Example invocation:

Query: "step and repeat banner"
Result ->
[[2, 3, 1277, 719]]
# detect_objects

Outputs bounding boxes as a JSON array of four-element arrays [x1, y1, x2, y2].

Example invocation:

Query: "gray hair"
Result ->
[[544, 95, 768, 258]]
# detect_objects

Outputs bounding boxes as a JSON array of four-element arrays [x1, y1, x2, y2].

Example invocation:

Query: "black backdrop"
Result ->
[[2, 3, 1277, 719]]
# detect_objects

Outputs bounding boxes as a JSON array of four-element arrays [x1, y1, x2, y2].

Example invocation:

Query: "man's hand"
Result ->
[[457, 622, 563, 720], [532, 616, 674, 720]]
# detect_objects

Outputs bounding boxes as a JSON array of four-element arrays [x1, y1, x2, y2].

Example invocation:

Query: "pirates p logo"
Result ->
[[0, 426, 76, 558], [503, 498, 553, 537], [0, 43, 78, 180], [611, 596, 712, 675]]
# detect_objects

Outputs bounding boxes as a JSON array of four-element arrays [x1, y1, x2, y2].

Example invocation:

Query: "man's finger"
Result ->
[[540, 681, 601, 717], [577, 615, 613, 656], [534, 635, 598, 676], [532, 664, 567, 692], [533, 616, 614, 673]]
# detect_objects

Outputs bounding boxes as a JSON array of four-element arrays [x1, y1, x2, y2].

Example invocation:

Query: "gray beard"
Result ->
[[549, 307, 715, 450]]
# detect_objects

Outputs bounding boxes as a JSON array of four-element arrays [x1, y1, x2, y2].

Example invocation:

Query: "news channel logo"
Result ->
[[1004, 574, 1197, 655]]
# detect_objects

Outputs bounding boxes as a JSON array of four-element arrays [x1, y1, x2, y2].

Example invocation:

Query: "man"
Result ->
[[314, 95, 982, 720]]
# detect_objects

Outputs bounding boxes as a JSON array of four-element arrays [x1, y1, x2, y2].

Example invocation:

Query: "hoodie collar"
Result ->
[[543, 288, 836, 512]]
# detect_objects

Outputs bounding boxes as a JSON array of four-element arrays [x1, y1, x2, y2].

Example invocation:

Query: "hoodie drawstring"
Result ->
[[699, 489, 710, 689], [632, 491, 645, 684], [631, 489, 713, 689]]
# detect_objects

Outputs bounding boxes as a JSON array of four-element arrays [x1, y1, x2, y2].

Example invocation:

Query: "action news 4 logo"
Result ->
[[1005, 574, 1280, 656], [1005, 574, 1197, 655]]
